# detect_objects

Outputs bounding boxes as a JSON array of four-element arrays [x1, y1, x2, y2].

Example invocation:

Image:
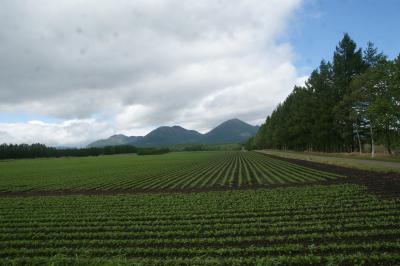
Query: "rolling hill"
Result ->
[[87, 135, 143, 148], [202, 119, 259, 144], [135, 126, 203, 147], [87, 119, 258, 148]]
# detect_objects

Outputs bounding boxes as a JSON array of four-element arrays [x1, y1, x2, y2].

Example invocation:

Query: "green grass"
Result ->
[[0, 151, 342, 193], [260, 150, 400, 173], [281, 150, 400, 163], [0, 184, 399, 265]]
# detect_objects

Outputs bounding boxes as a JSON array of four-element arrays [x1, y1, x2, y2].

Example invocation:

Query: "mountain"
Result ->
[[87, 134, 143, 148], [202, 119, 259, 144], [87, 119, 259, 148], [135, 126, 202, 147]]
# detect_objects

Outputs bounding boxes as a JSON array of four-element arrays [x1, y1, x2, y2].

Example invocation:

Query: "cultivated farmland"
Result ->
[[0, 151, 341, 194], [0, 151, 399, 265], [0, 185, 399, 265]]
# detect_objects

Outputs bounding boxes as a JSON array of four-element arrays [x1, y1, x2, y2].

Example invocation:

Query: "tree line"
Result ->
[[246, 34, 400, 155], [0, 143, 169, 160], [0, 143, 139, 159]]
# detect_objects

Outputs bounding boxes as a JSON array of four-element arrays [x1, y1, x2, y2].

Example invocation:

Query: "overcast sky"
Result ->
[[1, 0, 399, 146]]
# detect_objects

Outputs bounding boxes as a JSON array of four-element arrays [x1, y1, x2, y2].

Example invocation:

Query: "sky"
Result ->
[[0, 0, 399, 147]]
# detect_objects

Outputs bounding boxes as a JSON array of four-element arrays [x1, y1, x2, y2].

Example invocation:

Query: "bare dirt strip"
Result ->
[[262, 153, 400, 197], [258, 150, 400, 172], [1, 154, 399, 197]]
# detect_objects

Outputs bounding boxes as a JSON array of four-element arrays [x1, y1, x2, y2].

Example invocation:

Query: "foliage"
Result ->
[[249, 34, 400, 153], [0, 143, 138, 160], [0, 184, 399, 264], [0, 143, 173, 159]]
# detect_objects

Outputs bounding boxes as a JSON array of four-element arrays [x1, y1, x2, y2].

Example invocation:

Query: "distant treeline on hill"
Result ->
[[247, 34, 400, 154], [0, 143, 169, 160], [181, 143, 241, 151]]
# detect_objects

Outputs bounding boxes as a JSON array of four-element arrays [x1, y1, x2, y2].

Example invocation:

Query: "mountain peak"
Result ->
[[221, 118, 248, 124], [109, 134, 127, 138], [203, 118, 258, 144], [138, 125, 202, 147], [87, 118, 258, 147], [87, 134, 143, 148]]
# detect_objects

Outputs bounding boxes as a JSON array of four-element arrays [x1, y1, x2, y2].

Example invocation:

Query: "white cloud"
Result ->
[[295, 75, 309, 87], [0, 0, 303, 145], [0, 120, 113, 147]]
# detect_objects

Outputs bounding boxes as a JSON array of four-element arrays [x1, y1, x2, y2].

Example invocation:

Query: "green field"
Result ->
[[0, 151, 341, 193], [0, 151, 399, 265], [0, 185, 399, 265]]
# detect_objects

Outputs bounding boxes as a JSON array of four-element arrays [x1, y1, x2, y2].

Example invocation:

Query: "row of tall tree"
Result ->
[[247, 34, 400, 155], [0, 143, 138, 159]]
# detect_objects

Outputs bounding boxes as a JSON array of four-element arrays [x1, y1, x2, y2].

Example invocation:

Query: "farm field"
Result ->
[[0, 151, 342, 194], [1, 151, 400, 265], [2, 2, 399, 265], [0, 184, 399, 265]]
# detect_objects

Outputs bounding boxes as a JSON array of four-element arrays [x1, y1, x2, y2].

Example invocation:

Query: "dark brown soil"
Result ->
[[0, 182, 336, 198], [1, 154, 399, 197], [264, 154, 400, 197]]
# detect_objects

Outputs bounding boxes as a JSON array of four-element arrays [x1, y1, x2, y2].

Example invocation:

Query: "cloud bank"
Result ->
[[0, 0, 302, 146]]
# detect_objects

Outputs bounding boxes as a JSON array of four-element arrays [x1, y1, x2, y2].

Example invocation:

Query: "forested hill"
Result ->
[[202, 119, 259, 144], [88, 119, 258, 147], [247, 34, 400, 154], [87, 135, 143, 148]]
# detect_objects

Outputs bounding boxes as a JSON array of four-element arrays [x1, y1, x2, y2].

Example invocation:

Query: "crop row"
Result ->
[[0, 184, 399, 264], [1, 211, 398, 231], [1, 241, 400, 257], [0, 151, 342, 193], [128, 151, 342, 190], [2, 253, 400, 266]]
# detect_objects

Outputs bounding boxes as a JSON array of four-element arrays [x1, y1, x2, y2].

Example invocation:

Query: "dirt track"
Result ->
[[263, 153, 400, 197], [257, 150, 400, 172]]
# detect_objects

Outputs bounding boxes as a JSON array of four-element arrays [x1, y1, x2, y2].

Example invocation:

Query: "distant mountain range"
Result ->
[[88, 119, 259, 148]]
